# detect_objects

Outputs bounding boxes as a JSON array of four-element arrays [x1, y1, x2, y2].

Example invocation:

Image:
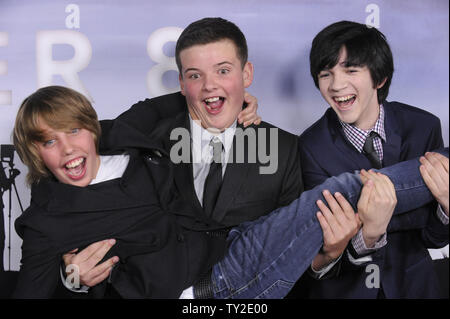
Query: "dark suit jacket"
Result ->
[[291, 101, 448, 298], [101, 91, 303, 230], [14, 146, 224, 299]]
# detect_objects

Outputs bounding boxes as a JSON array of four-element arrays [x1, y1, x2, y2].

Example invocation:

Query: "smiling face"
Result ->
[[179, 39, 253, 132], [318, 47, 386, 130], [35, 120, 100, 187]]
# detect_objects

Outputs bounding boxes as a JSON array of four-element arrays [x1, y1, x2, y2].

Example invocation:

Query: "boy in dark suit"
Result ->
[[67, 17, 305, 297], [292, 20, 449, 298]]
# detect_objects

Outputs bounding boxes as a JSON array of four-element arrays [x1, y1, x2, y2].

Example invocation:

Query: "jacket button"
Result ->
[[177, 234, 185, 242]]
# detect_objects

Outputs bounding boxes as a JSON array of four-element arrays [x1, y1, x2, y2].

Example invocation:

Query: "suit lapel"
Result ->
[[211, 123, 251, 223], [327, 110, 373, 169], [381, 102, 402, 167], [166, 112, 203, 210]]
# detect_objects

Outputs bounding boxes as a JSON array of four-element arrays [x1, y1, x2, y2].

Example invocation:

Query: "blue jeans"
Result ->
[[211, 148, 449, 299]]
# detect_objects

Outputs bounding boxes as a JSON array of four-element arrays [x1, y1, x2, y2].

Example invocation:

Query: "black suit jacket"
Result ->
[[14, 146, 224, 299], [151, 112, 303, 229], [292, 101, 448, 298], [101, 91, 303, 229]]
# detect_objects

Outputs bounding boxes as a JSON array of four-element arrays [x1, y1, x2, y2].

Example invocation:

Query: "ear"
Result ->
[[179, 73, 186, 96], [376, 77, 387, 89], [243, 61, 254, 88]]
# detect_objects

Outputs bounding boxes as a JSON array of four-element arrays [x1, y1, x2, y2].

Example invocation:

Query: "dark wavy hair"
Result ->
[[310, 21, 394, 104]]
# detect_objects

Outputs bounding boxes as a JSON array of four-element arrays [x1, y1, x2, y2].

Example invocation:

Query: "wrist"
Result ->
[[312, 251, 336, 271], [362, 226, 385, 248]]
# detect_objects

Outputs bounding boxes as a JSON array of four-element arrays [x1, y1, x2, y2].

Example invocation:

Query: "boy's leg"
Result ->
[[212, 148, 448, 299]]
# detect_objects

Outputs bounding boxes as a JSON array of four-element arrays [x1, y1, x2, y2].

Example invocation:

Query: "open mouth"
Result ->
[[63, 157, 87, 180], [333, 94, 356, 109], [203, 96, 225, 115]]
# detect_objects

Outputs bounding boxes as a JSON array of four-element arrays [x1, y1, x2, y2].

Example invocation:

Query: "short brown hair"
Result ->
[[175, 17, 248, 74], [13, 86, 101, 185]]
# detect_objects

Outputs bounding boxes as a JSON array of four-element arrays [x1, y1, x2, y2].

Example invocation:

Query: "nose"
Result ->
[[329, 72, 347, 92], [59, 135, 74, 155], [202, 74, 217, 91]]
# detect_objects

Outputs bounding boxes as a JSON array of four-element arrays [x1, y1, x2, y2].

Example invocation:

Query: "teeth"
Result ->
[[66, 158, 84, 169], [205, 97, 220, 103], [335, 95, 355, 102]]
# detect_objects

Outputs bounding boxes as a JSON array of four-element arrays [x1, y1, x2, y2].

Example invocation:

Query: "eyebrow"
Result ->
[[183, 67, 200, 75], [183, 61, 234, 75], [216, 61, 233, 67]]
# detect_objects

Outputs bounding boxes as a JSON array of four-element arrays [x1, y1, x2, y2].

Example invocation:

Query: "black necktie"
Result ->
[[203, 138, 223, 218], [363, 131, 382, 169]]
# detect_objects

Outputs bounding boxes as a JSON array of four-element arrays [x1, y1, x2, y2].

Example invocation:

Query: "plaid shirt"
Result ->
[[340, 104, 387, 256], [340, 104, 386, 161]]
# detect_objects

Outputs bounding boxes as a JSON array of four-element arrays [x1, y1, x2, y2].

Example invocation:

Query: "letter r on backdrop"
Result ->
[[36, 30, 92, 101]]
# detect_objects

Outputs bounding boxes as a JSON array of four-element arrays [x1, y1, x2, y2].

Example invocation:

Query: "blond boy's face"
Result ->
[[36, 120, 100, 187]]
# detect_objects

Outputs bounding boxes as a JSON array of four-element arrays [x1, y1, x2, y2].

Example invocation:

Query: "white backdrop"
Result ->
[[0, 0, 448, 275]]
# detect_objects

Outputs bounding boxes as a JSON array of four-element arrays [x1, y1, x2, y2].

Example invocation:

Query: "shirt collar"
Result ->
[[189, 115, 236, 163], [339, 104, 386, 152]]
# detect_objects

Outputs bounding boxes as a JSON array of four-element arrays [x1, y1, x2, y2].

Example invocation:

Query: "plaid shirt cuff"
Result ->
[[436, 205, 449, 225], [351, 228, 387, 256]]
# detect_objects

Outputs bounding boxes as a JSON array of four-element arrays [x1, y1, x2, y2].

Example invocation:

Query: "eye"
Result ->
[[42, 139, 56, 147], [188, 73, 200, 80], [219, 68, 230, 75], [70, 128, 80, 134], [318, 72, 330, 79]]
